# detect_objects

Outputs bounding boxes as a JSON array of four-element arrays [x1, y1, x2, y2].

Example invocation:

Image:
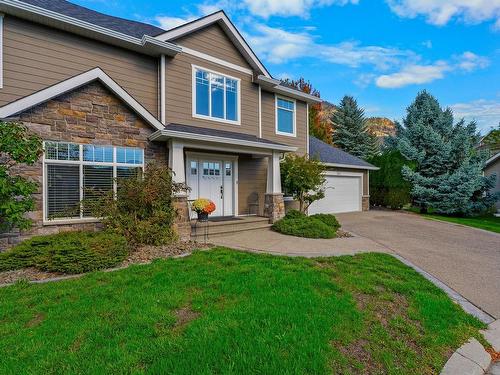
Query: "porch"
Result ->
[[149, 123, 297, 239]]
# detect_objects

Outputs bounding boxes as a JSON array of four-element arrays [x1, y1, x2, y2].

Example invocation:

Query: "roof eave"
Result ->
[[322, 162, 379, 171], [155, 11, 272, 78], [485, 152, 500, 167], [149, 129, 297, 152], [257, 75, 322, 104], [0, 0, 181, 57]]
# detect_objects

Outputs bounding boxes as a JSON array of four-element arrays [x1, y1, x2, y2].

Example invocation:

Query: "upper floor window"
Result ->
[[193, 66, 240, 124], [276, 96, 296, 137]]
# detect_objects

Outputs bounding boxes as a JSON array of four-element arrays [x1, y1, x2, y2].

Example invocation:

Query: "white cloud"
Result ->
[[454, 51, 490, 71], [242, 0, 358, 18], [375, 51, 489, 88], [154, 16, 196, 30], [245, 23, 415, 68], [376, 62, 450, 88], [386, 0, 500, 28], [450, 99, 500, 132], [422, 40, 432, 48]]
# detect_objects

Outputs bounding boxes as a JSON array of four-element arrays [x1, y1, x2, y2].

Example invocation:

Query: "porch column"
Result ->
[[168, 139, 190, 241], [264, 150, 285, 223], [168, 139, 186, 187]]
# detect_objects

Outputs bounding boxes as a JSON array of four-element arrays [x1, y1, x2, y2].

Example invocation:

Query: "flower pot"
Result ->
[[197, 212, 209, 222]]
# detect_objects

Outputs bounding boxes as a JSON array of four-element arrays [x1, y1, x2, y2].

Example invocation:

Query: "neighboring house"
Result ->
[[0, 0, 374, 247], [308, 137, 378, 214], [485, 153, 500, 214]]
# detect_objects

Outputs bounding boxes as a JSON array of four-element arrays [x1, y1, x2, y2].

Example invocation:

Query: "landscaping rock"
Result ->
[[482, 320, 500, 352], [441, 352, 484, 375], [457, 338, 492, 371], [441, 338, 492, 375]]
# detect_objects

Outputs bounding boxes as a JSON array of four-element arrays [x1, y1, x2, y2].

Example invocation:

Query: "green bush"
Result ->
[[0, 231, 128, 274], [272, 217, 336, 239], [310, 214, 340, 230], [87, 163, 187, 246], [368, 150, 413, 209], [284, 209, 306, 220]]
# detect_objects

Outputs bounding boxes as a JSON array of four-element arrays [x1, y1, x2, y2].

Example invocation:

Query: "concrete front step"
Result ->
[[190, 217, 271, 240]]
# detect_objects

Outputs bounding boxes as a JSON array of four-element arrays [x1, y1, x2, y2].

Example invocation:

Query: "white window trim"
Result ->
[[42, 141, 145, 224], [275, 95, 296, 137], [191, 64, 241, 126], [0, 14, 4, 89]]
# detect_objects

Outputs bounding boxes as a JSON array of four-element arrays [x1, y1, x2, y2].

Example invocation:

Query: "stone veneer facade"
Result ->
[[264, 193, 285, 223], [0, 81, 168, 250]]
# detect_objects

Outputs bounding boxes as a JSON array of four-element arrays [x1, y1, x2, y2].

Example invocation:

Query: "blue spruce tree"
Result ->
[[397, 91, 498, 215]]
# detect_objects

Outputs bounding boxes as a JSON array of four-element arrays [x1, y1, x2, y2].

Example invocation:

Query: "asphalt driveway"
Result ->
[[336, 210, 500, 319]]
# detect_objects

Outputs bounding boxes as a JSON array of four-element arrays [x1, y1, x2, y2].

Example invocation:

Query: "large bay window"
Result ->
[[193, 66, 240, 124], [43, 141, 144, 221]]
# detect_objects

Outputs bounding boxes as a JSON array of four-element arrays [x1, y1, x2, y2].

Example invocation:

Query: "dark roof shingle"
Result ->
[[309, 136, 377, 169], [166, 123, 290, 147], [19, 0, 166, 38]]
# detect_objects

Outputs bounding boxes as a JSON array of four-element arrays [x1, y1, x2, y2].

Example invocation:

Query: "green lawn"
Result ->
[[0, 248, 485, 374], [405, 207, 500, 233]]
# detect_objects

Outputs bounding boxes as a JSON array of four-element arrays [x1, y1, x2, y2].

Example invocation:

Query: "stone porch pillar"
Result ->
[[264, 150, 285, 223], [168, 139, 191, 240]]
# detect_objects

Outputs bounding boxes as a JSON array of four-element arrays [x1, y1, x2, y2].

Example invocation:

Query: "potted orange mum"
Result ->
[[191, 198, 216, 221]]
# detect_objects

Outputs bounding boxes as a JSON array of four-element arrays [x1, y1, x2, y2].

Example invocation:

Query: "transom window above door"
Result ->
[[193, 66, 240, 125], [276, 96, 296, 137]]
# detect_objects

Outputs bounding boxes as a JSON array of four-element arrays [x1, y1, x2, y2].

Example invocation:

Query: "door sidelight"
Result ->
[[220, 185, 224, 199]]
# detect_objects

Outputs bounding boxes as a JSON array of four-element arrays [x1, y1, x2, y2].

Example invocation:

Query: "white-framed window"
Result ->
[[275, 96, 296, 137], [43, 141, 144, 222], [192, 65, 241, 125]]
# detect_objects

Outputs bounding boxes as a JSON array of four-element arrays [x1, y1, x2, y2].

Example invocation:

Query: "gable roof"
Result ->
[[17, 0, 165, 38], [0, 68, 165, 131], [309, 136, 378, 170], [156, 11, 272, 78], [1, 0, 180, 56]]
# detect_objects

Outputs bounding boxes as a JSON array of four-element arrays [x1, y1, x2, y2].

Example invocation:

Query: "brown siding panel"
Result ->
[[260, 91, 308, 155], [238, 156, 267, 215], [173, 24, 252, 69], [165, 53, 260, 136], [1, 16, 159, 116]]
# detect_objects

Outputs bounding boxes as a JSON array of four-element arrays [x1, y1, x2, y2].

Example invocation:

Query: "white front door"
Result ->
[[186, 157, 235, 217]]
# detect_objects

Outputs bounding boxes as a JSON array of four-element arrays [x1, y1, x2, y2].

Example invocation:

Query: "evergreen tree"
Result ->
[[397, 91, 498, 215], [331, 96, 373, 159]]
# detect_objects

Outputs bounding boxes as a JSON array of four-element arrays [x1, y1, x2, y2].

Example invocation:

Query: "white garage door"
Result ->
[[309, 175, 362, 214]]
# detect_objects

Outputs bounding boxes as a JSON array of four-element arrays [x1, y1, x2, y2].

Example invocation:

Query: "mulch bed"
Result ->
[[0, 241, 213, 286]]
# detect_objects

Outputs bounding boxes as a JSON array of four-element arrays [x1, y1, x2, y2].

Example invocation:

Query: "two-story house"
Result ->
[[0, 0, 376, 246]]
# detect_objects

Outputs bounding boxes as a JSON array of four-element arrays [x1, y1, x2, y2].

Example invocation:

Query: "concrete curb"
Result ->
[[441, 320, 500, 375]]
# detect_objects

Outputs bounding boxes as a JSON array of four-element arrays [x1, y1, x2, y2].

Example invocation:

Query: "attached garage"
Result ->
[[307, 137, 378, 215]]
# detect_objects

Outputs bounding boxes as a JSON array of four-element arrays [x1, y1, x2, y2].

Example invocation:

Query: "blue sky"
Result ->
[[75, 0, 500, 133]]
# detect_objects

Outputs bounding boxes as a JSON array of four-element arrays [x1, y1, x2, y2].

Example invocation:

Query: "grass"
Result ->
[[0, 248, 486, 374], [405, 207, 500, 233]]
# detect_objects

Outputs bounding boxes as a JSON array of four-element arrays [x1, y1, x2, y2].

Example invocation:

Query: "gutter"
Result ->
[[322, 162, 380, 171], [149, 129, 298, 152], [0, 0, 181, 57], [256, 75, 322, 104]]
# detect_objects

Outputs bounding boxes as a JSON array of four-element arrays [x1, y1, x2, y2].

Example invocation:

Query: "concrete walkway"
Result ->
[[212, 228, 391, 257], [337, 210, 500, 319]]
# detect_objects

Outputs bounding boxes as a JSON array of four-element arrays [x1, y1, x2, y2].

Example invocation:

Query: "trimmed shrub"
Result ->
[[272, 217, 336, 239], [310, 214, 340, 230], [87, 163, 186, 246], [285, 209, 307, 220], [0, 231, 128, 274]]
